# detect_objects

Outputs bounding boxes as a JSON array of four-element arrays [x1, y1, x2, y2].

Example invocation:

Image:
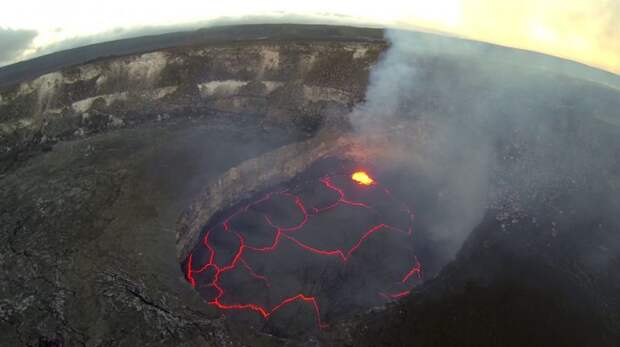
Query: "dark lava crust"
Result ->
[[182, 158, 444, 337]]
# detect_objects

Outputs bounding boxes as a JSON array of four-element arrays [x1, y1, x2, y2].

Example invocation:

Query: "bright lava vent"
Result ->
[[351, 171, 375, 186]]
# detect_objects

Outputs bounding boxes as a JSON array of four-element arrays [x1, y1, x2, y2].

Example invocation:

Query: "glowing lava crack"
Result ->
[[184, 170, 423, 329]]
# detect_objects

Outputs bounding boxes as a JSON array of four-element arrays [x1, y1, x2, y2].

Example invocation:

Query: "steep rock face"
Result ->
[[176, 129, 355, 260], [0, 41, 384, 173]]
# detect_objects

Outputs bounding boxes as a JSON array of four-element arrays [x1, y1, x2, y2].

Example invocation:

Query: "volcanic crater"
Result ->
[[181, 157, 434, 335], [1, 24, 619, 346]]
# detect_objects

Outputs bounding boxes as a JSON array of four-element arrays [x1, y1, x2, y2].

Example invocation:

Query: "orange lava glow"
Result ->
[[351, 171, 375, 186]]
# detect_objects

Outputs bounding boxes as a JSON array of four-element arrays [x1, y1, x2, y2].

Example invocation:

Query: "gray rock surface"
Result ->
[[0, 118, 293, 345]]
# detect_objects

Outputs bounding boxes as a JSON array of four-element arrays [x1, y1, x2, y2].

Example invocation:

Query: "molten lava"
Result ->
[[183, 170, 421, 330], [351, 171, 375, 186]]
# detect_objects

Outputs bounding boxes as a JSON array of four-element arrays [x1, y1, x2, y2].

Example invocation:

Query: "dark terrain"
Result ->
[[0, 24, 619, 346], [0, 116, 296, 345]]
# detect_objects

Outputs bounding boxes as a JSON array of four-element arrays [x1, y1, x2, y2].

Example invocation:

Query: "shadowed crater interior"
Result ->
[[180, 157, 446, 336]]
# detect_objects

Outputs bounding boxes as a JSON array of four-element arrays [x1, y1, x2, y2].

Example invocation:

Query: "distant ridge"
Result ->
[[0, 23, 618, 90], [0, 24, 383, 89]]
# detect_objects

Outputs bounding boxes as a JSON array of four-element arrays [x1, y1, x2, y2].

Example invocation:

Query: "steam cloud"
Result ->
[[0, 27, 37, 66], [350, 29, 492, 262], [350, 28, 620, 267]]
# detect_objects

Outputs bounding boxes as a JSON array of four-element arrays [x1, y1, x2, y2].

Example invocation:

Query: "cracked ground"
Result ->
[[0, 117, 295, 346]]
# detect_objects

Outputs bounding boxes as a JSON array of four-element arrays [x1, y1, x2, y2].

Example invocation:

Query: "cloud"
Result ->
[[595, 0, 619, 53], [0, 27, 37, 65], [455, 0, 620, 74], [4, 4, 618, 74]]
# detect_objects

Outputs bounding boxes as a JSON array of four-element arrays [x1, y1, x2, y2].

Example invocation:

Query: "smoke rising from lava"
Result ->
[[350, 29, 491, 262], [179, 26, 620, 334], [349, 28, 620, 269]]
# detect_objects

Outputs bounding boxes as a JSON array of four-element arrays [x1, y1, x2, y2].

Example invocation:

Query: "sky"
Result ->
[[0, 0, 618, 74]]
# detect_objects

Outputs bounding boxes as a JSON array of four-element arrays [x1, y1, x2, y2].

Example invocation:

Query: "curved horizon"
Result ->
[[0, 2, 618, 75]]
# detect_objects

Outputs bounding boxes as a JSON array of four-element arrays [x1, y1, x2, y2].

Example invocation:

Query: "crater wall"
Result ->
[[0, 40, 386, 173]]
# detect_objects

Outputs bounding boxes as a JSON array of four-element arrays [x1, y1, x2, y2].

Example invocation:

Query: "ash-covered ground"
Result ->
[[0, 24, 619, 346]]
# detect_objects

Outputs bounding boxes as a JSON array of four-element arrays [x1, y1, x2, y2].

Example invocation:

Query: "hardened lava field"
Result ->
[[182, 160, 426, 333]]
